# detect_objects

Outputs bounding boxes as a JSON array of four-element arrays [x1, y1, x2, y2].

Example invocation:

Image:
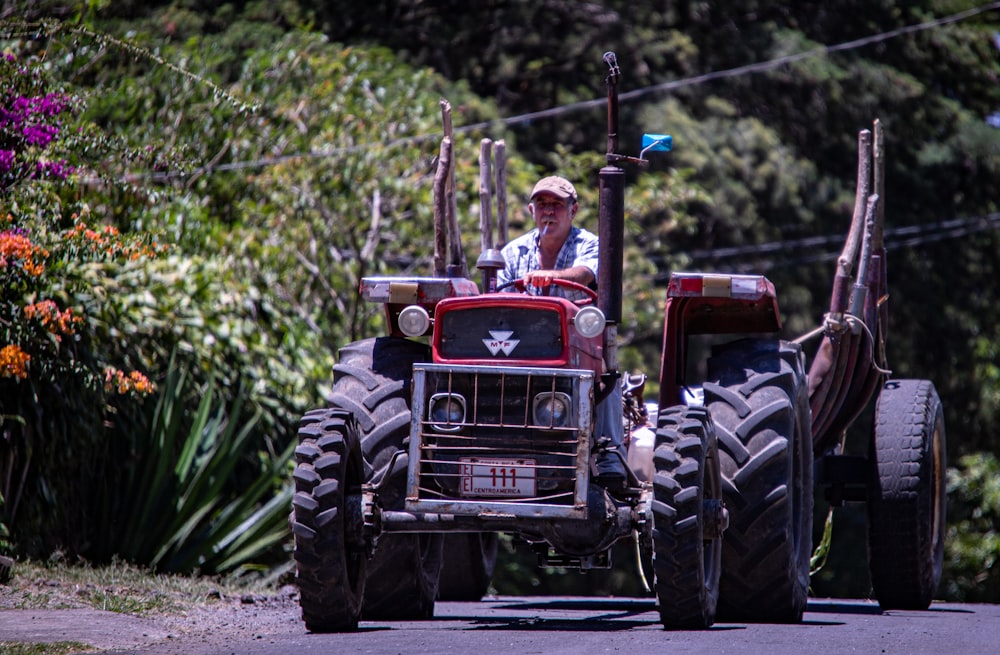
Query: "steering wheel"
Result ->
[[496, 277, 598, 305]]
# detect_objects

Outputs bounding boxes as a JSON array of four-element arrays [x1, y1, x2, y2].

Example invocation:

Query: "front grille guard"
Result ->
[[407, 363, 593, 520]]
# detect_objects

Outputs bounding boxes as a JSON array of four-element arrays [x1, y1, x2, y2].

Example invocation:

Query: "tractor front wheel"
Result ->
[[330, 337, 444, 619], [290, 409, 367, 632], [651, 405, 724, 629]]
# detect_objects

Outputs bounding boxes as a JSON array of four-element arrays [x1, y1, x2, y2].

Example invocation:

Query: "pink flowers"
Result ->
[[1, 55, 77, 187]]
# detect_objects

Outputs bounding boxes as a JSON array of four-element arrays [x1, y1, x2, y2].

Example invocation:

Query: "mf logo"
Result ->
[[483, 330, 520, 356]]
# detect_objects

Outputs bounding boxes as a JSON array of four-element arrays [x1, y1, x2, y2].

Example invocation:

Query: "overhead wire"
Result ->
[[123, 2, 1000, 263], [162, 1, 1000, 178], [688, 212, 1000, 263], [672, 212, 1000, 274]]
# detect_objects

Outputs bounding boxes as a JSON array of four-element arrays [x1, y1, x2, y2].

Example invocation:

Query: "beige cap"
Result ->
[[530, 176, 577, 202]]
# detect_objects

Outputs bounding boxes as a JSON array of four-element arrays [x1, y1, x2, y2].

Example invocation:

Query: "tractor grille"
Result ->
[[436, 305, 564, 359], [407, 363, 593, 515]]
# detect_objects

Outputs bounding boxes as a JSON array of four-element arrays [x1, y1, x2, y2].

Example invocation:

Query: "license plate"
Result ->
[[459, 457, 536, 498]]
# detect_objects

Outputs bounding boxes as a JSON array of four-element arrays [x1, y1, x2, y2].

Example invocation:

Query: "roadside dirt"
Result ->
[[0, 573, 304, 653]]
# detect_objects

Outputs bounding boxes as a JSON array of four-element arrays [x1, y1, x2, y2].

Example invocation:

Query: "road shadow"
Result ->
[[493, 598, 655, 612], [806, 599, 883, 615], [806, 599, 974, 616], [458, 598, 744, 632]]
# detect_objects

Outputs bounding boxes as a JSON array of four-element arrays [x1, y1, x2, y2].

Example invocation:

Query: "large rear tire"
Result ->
[[705, 338, 813, 623], [651, 406, 724, 629], [329, 337, 444, 620], [437, 533, 499, 601], [291, 409, 367, 632], [867, 379, 946, 610]]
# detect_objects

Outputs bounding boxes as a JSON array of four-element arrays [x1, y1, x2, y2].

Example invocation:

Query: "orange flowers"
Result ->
[[23, 299, 82, 339], [63, 221, 168, 261], [3, 212, 160, 398], [104, 366, 156, 396], [0, 344, 31, 379], [0, 229, 49, 276]]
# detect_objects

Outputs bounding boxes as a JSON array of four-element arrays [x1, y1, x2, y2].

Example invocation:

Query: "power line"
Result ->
[[689, 212, 1000, 262], [676, 211, 1000, 274], [163, 1, 1000, 179]]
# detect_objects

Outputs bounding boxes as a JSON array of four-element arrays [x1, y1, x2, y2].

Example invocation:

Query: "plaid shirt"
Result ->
[[497, 226, 600, 301]]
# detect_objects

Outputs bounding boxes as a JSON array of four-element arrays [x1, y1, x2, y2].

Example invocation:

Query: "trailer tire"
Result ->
[[705, 338, 813, 623], [867, 379, 946, 610], [329, 337, 444, 620], [651, 406, 723, 629], [437, 533, 499, 601], [290, 409, 366, 632]]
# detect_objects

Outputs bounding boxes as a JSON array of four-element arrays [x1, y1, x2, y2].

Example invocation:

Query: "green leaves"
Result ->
[[119, 355, 293, 574], [943, 452, 1000, 602]]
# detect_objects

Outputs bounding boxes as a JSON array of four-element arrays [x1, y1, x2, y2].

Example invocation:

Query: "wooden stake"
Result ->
[[479, 139, 494, 253], [433, 136, 451, 277], [495, 140, 508, 248]]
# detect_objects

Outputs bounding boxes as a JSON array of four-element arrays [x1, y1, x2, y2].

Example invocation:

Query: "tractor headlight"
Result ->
[[533, 392, 572, 428], [573, 306, 606, 338], [398, 305, 430, 337], [429, 393, 465, 431]]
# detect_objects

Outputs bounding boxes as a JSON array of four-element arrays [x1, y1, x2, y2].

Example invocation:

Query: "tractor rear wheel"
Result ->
[[329, 337, 444, 620], [867, 379, 946, 610], [651, 405, 723, 629], [290, 409, 367, 632], [705, 338, 813, 623], [437, 533, 499, 601]]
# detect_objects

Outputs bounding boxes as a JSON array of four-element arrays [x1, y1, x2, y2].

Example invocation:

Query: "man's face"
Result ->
[[529, 192, 575, 243]]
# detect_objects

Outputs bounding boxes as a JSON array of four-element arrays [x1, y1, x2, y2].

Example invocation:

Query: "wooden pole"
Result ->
[[872, 118, 885, 251], [432, 136, 451, 277], [440, 99, 467, 275], [829, 128, 872, 315], [479, 138, 494, 253], [495, 139, 508, 248]]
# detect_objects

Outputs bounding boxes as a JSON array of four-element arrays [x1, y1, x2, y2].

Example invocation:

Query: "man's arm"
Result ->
[[523, 265, 595, 288]]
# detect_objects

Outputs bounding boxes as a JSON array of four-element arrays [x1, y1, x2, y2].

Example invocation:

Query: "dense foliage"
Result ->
[[1, 1, 998, 599]]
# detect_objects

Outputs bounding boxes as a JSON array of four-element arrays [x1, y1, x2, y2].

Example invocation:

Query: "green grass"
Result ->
[[3, 557, 280, 615]]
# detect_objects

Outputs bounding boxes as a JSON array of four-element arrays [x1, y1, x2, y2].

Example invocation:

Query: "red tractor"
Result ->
[[290, 52, 946, 631]]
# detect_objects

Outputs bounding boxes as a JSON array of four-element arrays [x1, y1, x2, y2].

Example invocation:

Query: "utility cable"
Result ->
[[143, 1, 1000, 179]]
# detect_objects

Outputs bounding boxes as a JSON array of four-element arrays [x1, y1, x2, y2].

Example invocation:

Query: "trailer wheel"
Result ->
[[437, 533, 499, 601], [651, 406, 723, 629], [867, 379, 946, 610], [705, 338, 813, 623], [290, 409, 366, 632], [329, 337, 444, 619]]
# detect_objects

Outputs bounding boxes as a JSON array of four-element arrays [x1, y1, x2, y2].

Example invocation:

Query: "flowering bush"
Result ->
[[1, 49, 167, 558], [0, 52, 77, 190], [1, 210, 162, 395], [0, 37, 298, 572]]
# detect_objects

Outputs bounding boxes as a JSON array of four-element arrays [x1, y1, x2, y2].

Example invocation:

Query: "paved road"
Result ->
[[61, 596, 1000, 655]]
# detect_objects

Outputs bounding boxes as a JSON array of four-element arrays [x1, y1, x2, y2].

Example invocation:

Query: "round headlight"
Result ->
[[574, 306, 606, 338], [429, 393, 465, 431], [398, 305, 430, 337], [534, 392, 571, 427]]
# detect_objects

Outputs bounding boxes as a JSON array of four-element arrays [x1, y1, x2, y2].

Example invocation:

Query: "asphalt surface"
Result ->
[[2, 596, 998, 655]]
